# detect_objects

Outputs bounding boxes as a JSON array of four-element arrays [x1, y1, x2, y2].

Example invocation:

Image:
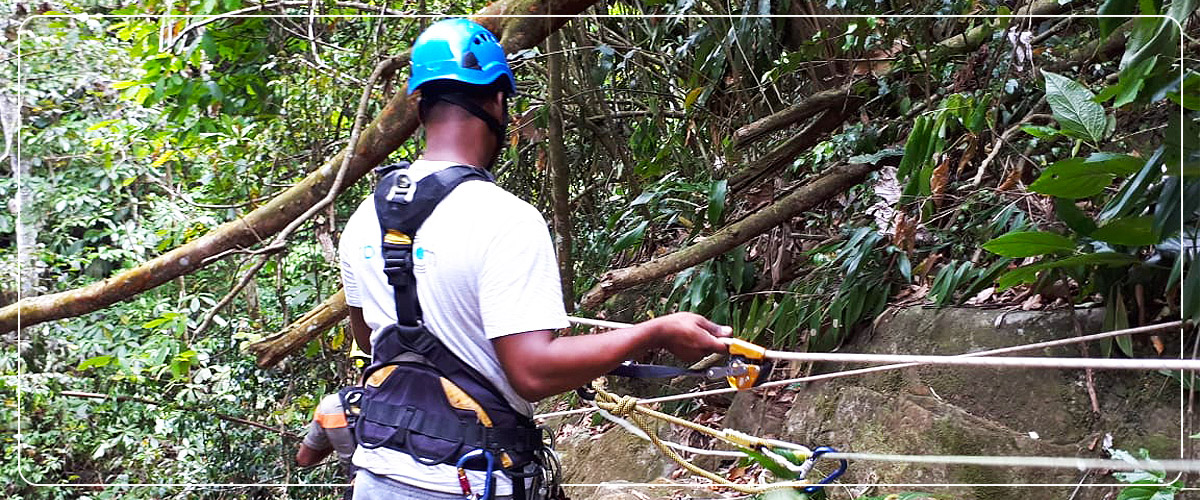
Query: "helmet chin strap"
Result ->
[[436, 93, 507, 169]]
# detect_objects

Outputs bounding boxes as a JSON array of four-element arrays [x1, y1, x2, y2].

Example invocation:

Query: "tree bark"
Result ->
[[0, 0, 601, 334], [547, 32, 575, 311], [245, 289, 347, 368], [929, 0, 1068, 58], [728, 106, 860, 193], [731, 84, 855, 149], [580, 162, 881, 309]]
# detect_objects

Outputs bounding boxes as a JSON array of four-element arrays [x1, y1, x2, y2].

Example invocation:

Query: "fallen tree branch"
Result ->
[[581, 162, 882, 309], [0, 0, 600, 334], [728, 106, 860, 193], [245, 289, 347, 368], [193, 54, 393, 337], [731, 84, 855, 149], [59, 390, 301, 440]]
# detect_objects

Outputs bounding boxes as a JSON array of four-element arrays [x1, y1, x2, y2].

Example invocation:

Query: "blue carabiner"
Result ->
[[800, 446, 848, 494], [455, 449, 496, 499]]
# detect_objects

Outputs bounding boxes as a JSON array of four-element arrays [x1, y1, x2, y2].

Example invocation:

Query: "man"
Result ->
[[296, 392, 357, 474], [339, 19, 730, 500], [295, 344, 370, 498]]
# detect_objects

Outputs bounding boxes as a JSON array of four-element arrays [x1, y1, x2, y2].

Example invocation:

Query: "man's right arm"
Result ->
[[492, 312, 730, 402], [348, 306, 371, 355]]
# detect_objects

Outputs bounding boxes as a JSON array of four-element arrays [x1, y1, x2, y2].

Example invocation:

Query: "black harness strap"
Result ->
[[374, 162, 494, 327]]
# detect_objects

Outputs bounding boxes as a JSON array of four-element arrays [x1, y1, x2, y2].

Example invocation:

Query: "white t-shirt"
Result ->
[[339, 160, 569, 495]]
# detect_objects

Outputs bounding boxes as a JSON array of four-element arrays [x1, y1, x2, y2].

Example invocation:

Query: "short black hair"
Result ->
[[417, 79, 511, 119]]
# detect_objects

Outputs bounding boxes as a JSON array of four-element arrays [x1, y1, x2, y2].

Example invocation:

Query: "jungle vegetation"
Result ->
[[1, 0, 1196, 497]]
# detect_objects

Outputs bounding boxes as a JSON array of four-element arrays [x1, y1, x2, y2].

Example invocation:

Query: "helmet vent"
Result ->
[[461, 51, 482, 70]]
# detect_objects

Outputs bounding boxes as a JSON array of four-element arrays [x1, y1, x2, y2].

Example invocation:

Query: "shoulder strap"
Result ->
[[374, 162, 494, 326]]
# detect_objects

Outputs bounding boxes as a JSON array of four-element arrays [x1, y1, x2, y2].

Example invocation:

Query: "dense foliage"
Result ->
[[1, 0, 1196, 497]]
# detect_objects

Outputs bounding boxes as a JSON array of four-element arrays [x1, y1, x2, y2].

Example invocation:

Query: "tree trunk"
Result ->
[[580, 162, 881, 309], [547, 31, 575, 311], [245, 289, 347, 368], [0, 0, 601, 334], [732, 84, 856, 149], [728, 106, 861, 193]]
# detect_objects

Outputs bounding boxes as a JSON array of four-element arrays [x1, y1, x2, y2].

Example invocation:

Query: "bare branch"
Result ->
[[59, 390, 302, 440]]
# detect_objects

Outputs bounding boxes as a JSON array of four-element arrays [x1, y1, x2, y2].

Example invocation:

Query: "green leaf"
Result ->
[[898, 116, 933, 181], [1091, 216, 1158, 246], [1121, 0, 1196, 72], [1021, 125, 1060, 139], [707, 179, 728, 226], [982, 231, 1075, 257], [1042, 70, 1109, 143], [612, 221, 648, 253], [997, 252, 1138, 290], [1100, 148, 1164, 222], [77, 355, 114, 371], [1167, 72, 1200, 110], [1030, 154, 1145, 199], [1184, 253, 1200, 322], [1054, 197, 1097, 236], [1099, 55, 1158, 107], [1098, 0, 1138, 37]]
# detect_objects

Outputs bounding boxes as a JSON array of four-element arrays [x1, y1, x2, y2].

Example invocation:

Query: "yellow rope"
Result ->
[[588, 381, 814, 494]]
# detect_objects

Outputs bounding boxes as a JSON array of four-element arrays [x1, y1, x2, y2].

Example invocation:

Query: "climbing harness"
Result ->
[[354, 162, 561, 499]]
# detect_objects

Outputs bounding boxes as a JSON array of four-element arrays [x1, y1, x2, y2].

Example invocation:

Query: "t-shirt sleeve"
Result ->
[[478, 208, 570, 339], [302, 420, 332, 451], [339, 201, 370, 309]]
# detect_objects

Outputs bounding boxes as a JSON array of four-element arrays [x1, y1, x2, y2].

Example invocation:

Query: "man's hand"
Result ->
[[642, 312, 732, 362]]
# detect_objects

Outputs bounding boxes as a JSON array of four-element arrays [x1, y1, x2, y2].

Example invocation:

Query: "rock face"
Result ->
[[555, 307, 1186, 500]]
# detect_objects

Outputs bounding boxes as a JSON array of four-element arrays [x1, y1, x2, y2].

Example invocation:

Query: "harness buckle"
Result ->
[[386, 172, 416, 203]]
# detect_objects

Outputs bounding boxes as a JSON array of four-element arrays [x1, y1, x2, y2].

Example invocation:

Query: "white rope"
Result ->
[[820, 452, 1200, 473], [748, 350, 1199, 371], [538, 319, 1186, 420], [592, 405, 749, 458]]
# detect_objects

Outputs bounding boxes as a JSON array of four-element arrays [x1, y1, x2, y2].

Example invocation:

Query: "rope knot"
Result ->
[[612, 395, 639, 416]]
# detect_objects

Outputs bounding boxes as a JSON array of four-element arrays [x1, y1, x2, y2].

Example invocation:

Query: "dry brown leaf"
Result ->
[[930, 156, 951, 207], [957, 134, 978, 176], [997, 159, 1023, 191], [727, 466, 747, 481], [913, 253, 941, 283]]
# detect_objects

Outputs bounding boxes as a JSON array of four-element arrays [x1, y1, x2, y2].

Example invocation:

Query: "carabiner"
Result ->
[[455, 449, 496, 500], [799, 446, 848, 494]]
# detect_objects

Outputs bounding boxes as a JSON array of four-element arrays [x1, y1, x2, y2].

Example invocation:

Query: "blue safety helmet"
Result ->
[[408, 19, 516, 95]]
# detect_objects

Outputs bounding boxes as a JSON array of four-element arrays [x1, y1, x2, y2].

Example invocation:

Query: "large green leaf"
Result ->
[[1042, 70, 1109, 143], [612, 220, 648, 253], [1091, 216, 1158, 246], [1030, 154, 1145, 199], [707, 179, 728, 226], [1121, 0, 1197, 72], [997, 252, 1139, 289], [982, 231, 1075, 257], [1054, 197, 1097, 236], [1098, 0, 1139, 37], [1184, 253, 1200, 322], [1095, 55, 1158, 107]]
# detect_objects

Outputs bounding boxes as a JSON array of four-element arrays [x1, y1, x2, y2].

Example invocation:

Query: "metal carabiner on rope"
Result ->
[[797, 446, 848, 494], [455, 449, 496, 500]]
